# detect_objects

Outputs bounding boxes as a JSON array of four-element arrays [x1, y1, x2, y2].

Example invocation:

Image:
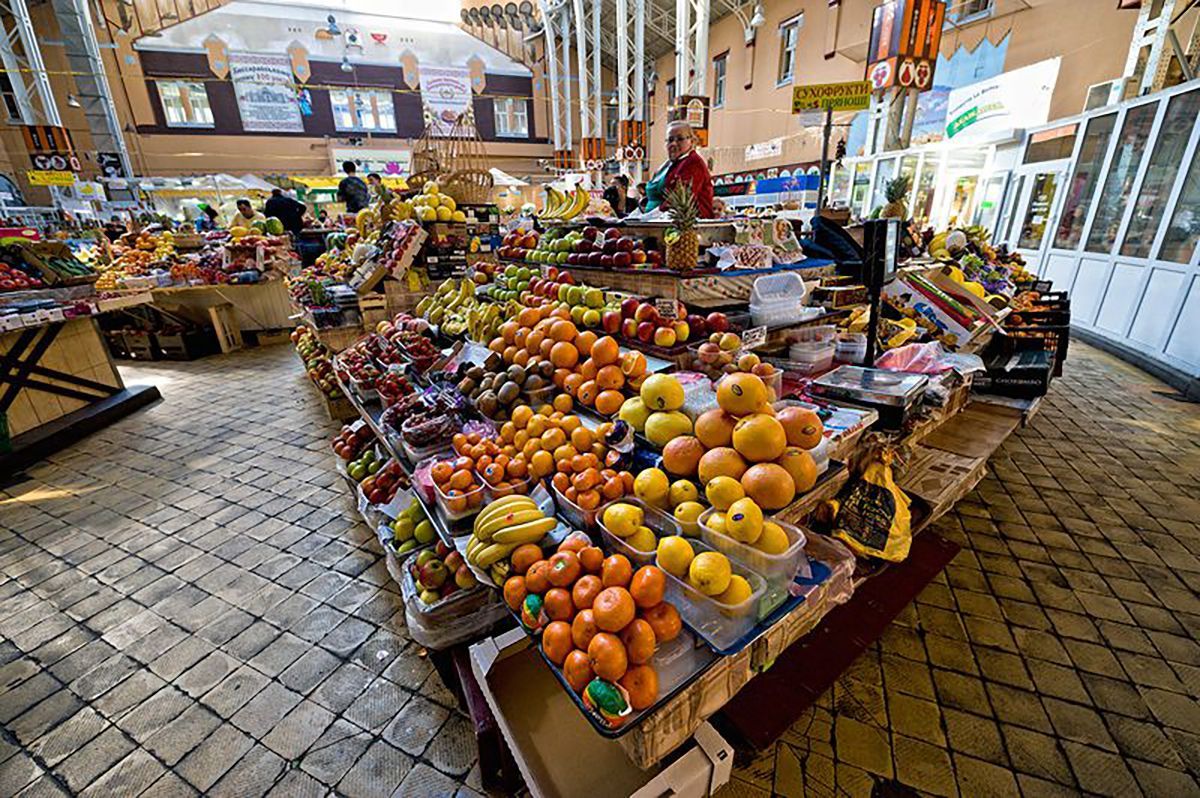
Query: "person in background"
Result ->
[[603, 174, 630, 218], [338, 161, 370, 213], [232, 198, 266, 226], [644, 120, 714, 218], [192, 205, 220, 233], [104, 215, 127, 241], [634, 182, 647, 212], [264, 188, 307, 235], [317, 209, 330, 226], [367, 173, 393, 204]]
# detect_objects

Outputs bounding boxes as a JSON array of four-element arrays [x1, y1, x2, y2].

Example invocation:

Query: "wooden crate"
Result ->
[[320, 390, 359, 422]]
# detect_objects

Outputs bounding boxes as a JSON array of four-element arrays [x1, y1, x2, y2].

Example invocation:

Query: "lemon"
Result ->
[[669, 479, 699, 508], [705, 476, 745, 511], [688, 552, 732, 596], [634, 468, 670, 509], [451, 210, 467, 222], [726, 498, 764, 544], [602, 502, 643, 538], [657, 535, 695, 578], [715, 574, 753, 605], [439, 195, 456, 210], [673, 501, 705, 536], [626, 525, 657, 553], [436, 206, 453, 222], [618, 397, 652, 432], [418, 207, 437, 222], [754, 521, 790, 555], [706, 511, 728, 535], [426, 182, 440, 195]]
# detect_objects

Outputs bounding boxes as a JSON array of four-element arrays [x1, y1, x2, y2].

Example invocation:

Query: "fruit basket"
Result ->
[[656, 538, 768, 655], [697, 508, 810, 613], [597, 497, 682, 567]]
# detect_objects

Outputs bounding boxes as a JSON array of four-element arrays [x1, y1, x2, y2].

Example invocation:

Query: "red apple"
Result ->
[[602, 311, 622, 334], [616, 236, 634, 252], [646, 250, 663, 265], [620, 297, 639, 318], [605, 227, 621, 240], [634, 303, 658, 324], [587, 252, 604, 266], [546, 267, 559, 281], [637, 321, 656, 343], [621, 318, 639, 339], [613, 252, 631, 267], [631, 250, 647, 264], [686, 314, 707, 337], [583, 226, 600, 241], [706, 312, 729, 332], [602, 239, 618, 255], [653, 326, 677, 347], [600, 254, 614, 267]]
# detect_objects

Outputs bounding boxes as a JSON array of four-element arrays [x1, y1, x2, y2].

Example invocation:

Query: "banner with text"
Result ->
[[419, 66, 473, 137], [230, 53, 304, 133], [792, 81, 872, 114], [945, 58, 1060, 141]]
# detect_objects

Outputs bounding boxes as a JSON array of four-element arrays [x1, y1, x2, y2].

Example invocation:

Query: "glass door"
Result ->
[[1010, 161, 1069, 258]]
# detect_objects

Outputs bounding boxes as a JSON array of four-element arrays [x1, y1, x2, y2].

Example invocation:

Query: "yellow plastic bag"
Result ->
[[833, 448, 912, 562]]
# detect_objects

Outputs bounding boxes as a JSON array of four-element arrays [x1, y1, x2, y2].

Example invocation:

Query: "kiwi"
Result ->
[[466, 365, 485, 382], [497, 381, 520, 405], [457, 377, 477, 396], [524, 374, 545, 393], [539, 360, 555, 378], [477, 390, 499, 417], [506, 365, 526, 385]]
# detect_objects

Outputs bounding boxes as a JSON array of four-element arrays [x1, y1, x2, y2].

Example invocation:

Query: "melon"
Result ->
[[740, 463, 795, 511], [731, 414, 787, 463]]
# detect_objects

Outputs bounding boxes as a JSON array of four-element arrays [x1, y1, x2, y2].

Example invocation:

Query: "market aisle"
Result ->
[[722, 346, 1200, 797], [0, 342, 1197, 798]]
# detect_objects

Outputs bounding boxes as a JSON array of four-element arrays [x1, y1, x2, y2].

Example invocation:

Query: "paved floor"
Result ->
[[0, 341, 1197, 797]]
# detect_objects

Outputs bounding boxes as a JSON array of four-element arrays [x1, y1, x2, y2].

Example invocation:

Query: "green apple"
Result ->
[[414, 520, 436, 544]]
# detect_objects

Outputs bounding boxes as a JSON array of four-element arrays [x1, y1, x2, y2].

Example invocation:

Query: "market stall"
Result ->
[[286, 158, 1068, 794]]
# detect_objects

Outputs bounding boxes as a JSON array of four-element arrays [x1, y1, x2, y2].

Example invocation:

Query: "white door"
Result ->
[[1009, 161, 1070, 262]]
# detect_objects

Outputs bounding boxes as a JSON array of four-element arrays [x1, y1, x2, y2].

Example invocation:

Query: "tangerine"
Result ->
[[562, 649, 593, 694], [577, 490, 602, 511], [595, 364, 625, 391], [620, 350, 647, 377], [591, 335, 620, 366], [575, 330, 597, 356], [620, 618, 657, 665], [525, 330, 545, 355], [553, 394, 573, 413], [577, 358, 598, 381], [557, 531, 591, 554], [587, 632, 629, 681], [579, 546, 604, 574], [619, 664, 659, 710], [549, 319, 578, 342], [572, 608, 599, 649], [430, 461, 453, 485], [525, 560, 550, 594], [543, 587, 574, 621], [563, 372, 585, 396], [602, 554, 633, 587], [593, 587, 636, 632], [547, 551, 582, 587], [530, 450, 555, 479], [601, 476, 625, 500], [542, 620, 573, 665], [595, 390, 625, 416], [510, 544, 542, 575], [576, 380, 599, 406], [503, 576, 526, 611], [572, 574, 603, 610], [629, 566, 667, 608], [640, 602, 682, 643], [570, 426, 595, 451], [551, 472, 570, 494]]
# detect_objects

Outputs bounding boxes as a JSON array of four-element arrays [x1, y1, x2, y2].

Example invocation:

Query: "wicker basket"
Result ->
[[443, 168, 493, 205]]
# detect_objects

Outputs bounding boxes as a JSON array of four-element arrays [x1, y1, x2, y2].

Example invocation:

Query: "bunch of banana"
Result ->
[[467, 302, 503, 342], [541, 185, 589, 221], [927, 230, 953, 261], [465, 495, 556, 582]]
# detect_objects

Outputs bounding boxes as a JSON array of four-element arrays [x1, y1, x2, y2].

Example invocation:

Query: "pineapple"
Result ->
[[880, 175, 912, 220], [664, 182, 700, 270]]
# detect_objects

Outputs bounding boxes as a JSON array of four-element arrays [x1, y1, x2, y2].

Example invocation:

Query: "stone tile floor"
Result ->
[[0, 340, 1197, 797]]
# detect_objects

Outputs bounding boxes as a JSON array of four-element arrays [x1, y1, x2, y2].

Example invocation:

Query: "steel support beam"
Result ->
[[0, 0, 61, 125], [675, 0, 709, 97], [616, 0, 646, 182], [541, 0, 574, 161]]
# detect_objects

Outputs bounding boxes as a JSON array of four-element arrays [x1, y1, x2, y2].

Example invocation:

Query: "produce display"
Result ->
[[465, 494, 559, 584], [292, 326, 346, 400], [0, 256, 44, 291], [409, 542, 477, 604], [390, 499, 437, 554]]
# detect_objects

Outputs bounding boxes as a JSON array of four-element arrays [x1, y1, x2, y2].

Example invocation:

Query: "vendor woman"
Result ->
[[644, 120, 714, 218]]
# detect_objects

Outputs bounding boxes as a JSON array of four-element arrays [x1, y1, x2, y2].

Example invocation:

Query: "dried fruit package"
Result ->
[[832, 449, 911, 562]]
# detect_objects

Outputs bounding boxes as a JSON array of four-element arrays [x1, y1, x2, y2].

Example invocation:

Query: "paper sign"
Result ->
[[741, 326, 767, 349], [791, 80, 872, 114], [655, 298, 678, 319], [27, 170, 76, 187]]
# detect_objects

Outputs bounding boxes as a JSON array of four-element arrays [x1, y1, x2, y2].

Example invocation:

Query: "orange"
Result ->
[[547, 551, 582, 587], [777, 406, 824, 449], [579, 546, 604, 574], [661, 436, 705, 476], [563, 373, 585, 396], [592, 336, 620, 366], [452, 433, 468, 452], [540, 338, 555, 358], [430, 461, 453, 485], [526, 415, 547, 439], [543, 587, 574, 621], [595, 390, 624, 416], [488, 337, 505, 353], [449, 469, 475, 491], [517, 307, 539, 327], [552, 472, 570, 494], [550, 341, 580, 369], [530, 450, 554, 479], [541, 427, 566, 452], [549, 319, 578, 342], [572, 608, 599, 650], [602, 554, 633, 588], [553, 444, 579, 464], [620, 664, 659, 710], [513, 349, 530, 367], [629, 566, 667, 609], [445, 490, 467, 514], [587, 632, 628, 681], [601, 475, 625, 500], [507, 457, 528, 480], [572, 467, 601, 492], [576, 380, 599, 407], [731, 414, 788, 463], [595, 365, 625, 390], [512, 405, 533, 429], [542, 620, 573, 665], [500, 320, 519, 344], [694, 408, 737, 449], [575, 330, 597, 356], [577, 489, 602, 512], [577, 358, 598, 381], [526, 329, 545, 355], [510, 544, 542, 575], [570, 426, 594, 451], [525, 560, 550, 594], [499, 422, 516, 443], [514, 328, 529, 349], [620, 618, 657, 665], [620, 350, 647, 377], [572, 574, 603, 610], [742, 462, 797, 510], [553, 394, 573, 413], [697, 447, 748, 484], [640, 602, 681, 643], [593, 586, 636, 632], [503, 576, 526, 611], [563, 649, 593, 694], [717, 372, 768, 415], [503, 345, 518, 364]]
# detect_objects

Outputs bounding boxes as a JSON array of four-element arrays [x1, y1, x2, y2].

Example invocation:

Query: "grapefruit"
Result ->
[[740, 463, 796, 510], [776, 447, 818, 493], [698, 447, 748, 484], [694, 408, 737, 449], [731, 414, 787, 462], [777, 406, 824, 449], [644, 411, 692, 447], [661, 436, 705, 476], [640, 374, 685, 411], [717, 373, 767, 416]]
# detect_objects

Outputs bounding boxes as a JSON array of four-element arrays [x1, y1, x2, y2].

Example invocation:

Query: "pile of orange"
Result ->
[[503, 532, 682, 711], [488, 305, 649, 416], [544, 418, 635, 511], [431, 430, 535, 512]]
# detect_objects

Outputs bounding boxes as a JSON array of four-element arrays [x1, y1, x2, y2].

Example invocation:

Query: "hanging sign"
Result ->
[[655, 298, 679, 319], [400, 50, 420, 89], [865, 0, 945, 91], [419, 66, 473, 136], [230, 53, 304, 133], [945, 58, 1060, 141], [792, 80, 872, 113], [203, 34, 229, 79], [288, 41, 311, 84], [27, 170, 77, 187], [670, 96, 711, 147]]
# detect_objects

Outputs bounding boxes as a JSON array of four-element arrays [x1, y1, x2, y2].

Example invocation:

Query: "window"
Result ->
[[666, 79, 676, 108], [946, 0, 993, 24], [0, 71, 21, 121], [157, 80, 214, 128], [493, 97, 529, 138], [1158, 146, 1200, 263], [1085, 102, 1158, 254], [912, 155, 939, 227], [777, 16, 801, 85], [1017, 173, 1059, 250], [871, 158, 896, 211], [330, 89, 395, 133], [713, 54, 727, 108], [604, 104, 618, 143], [1052, 113, 1117, 250], [1121, 91, 1200, 258]]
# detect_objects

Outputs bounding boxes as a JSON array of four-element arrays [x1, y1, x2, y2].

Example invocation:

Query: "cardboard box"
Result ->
[[469, 628, 733, 797]]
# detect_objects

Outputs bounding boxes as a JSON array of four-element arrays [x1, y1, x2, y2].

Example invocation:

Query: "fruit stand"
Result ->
[[294, 175, 1068, 793]]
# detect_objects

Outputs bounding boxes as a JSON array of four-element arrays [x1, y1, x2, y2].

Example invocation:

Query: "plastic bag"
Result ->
[[876, 341, 986, 376], [832, 448, 912, 562]]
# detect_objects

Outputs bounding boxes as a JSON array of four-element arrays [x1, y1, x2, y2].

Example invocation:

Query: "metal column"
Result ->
[[0, 0, 61, 125], [616, 0, 646, 182], [572, 0, 602, 178], [675, 0, 709, 97], [541, 0, 575, 168]]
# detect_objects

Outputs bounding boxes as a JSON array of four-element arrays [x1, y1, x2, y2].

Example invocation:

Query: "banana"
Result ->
[[478, 509, 552, 541], [562, 186, 589, 220], [490, 561, 511, 583], [544, 186, 567, 218], [492, 516, 557, 545], [467, 535, 484, 560], [474, 541, 518, 568], [474, 495, 537, 530]]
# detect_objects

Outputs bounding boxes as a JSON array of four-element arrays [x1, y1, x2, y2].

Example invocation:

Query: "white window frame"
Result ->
[[946, 0, 994, 26], [330, 89, 396, 133], [777, 15, 802, 87], [157, 80, 214, 128], [713, 53, 727, 108], [493, 97, 529, 138], [666, 78, 676, 108]]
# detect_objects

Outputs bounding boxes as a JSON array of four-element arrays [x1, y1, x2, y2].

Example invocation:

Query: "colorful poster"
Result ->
[[419, 66, 472, 136], [230, 53, 304, 133], [945, 58, 1060, 141]]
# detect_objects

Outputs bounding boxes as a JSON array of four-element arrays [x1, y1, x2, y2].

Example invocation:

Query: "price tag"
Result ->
[[741, 325, 767, 350], [655, 298, 678, 319]]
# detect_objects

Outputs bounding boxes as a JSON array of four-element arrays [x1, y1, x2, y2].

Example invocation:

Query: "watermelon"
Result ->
[[582, 679, 632, 728], [265, 216, 284, 235]]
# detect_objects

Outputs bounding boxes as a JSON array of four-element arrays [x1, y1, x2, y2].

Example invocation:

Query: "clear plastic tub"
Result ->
[[552, 482, 600, 530], [484, 474, 541, 502], [790, 325, 837, 344], [596, 497, 681, 567], [835, 332, 867, 364], [432, 473, 486, 522], [750, 271, 808, 306], [788, 340, 835, 374], [657, 538, 768, 654], [697, 508, 810, 613]]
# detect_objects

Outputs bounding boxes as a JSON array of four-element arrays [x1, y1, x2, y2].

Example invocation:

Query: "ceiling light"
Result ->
[[67, 94, 82, 108], [749, 2, 765, 28], [326, 14, 341, 35]]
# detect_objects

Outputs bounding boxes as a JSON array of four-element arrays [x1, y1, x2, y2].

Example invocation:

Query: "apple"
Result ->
[[419, 560, 448, 590], [637, 321, 656, 343], [605, 227, 621, 240], [686, 314, 708, 337], [573, 240, 591, 254], [582, 226, 600, 241], [613, 252, 631, 268], [634, 303, 658, 324], [560, 271, 576, 285], [602, 239, 618, 255], [706, 312, 730, 333], [653, 326, 677, 347], [698, 342, 721, 364], [646, 250, 663, 265], [602, 310, 622, 334], [630, 250, 647, 264], [547, 267, 559, 281], [621, 318, 639, 339], [455, 564, 476, 589], [600, 254, 614, 267], [616, 237, 634, 252], [672, 320, 690, 343], [621, 297, 639, 318], [587, 252, 604, 266]]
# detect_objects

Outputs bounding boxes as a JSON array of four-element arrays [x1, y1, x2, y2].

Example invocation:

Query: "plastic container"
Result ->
[[657, 538, 768, 654], [596, 497, 681, 567], [697, 508, 810, 613], [432, 473, 486, 522], [790, 325, 837, 344], [750, 271, 808, 306], [552, 481, 600, 530], [835, 332, 867, 364], [786, 340, 835, 375]]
